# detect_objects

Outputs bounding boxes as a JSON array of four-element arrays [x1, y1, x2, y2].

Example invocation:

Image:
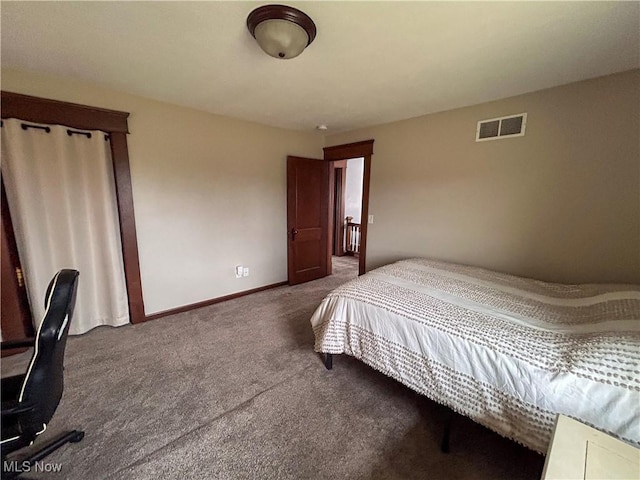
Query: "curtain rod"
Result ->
[[67, 129, 91, 139], [1, 121, 110, 140], [21, 123, 50, 133]]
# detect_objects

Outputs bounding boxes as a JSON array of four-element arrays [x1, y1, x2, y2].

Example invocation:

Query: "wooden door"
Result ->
[[287, 156, 329, 285], [1, 179, 34, 355]]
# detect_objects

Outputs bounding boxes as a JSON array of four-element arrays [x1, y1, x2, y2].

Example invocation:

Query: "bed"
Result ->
[[310, 258, 640, 454]]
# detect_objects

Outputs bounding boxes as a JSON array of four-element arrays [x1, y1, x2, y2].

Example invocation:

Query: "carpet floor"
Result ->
[[2, 256, 544, 479]]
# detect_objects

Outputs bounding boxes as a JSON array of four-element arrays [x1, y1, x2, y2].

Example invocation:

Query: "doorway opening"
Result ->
[[324, 140, 374, 279], [286, 140, 373, 286], [330, 157, 364, 279]]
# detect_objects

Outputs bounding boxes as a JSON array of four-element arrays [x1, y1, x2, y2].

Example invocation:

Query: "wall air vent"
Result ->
[[476, 113, 527, 142]]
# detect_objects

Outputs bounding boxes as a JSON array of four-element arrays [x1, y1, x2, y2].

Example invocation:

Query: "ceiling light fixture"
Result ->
[[247, 4, 317, 60]]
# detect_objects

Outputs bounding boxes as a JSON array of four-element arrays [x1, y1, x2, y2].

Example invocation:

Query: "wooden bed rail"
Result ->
[[345, 216, 361, 256]]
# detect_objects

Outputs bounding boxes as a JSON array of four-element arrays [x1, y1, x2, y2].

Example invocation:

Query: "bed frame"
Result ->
[[311, 258, 640, 454], [322, 351, 454, 452]]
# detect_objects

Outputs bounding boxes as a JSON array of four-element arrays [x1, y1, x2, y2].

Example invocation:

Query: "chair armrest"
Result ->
[[1, 400, 35, 418], [1, 338, 35, 350]]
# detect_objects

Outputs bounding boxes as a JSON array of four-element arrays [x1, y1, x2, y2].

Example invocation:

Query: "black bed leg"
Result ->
[[441, 411, 453, 453], [324, 353, 333, 370]]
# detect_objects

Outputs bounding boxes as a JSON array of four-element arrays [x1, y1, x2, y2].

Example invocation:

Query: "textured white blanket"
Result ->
[[310, 258, 640, 453]]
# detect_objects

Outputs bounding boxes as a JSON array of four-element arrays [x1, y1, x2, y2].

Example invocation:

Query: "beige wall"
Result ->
[[2, 68, 324, 314], [327, 70, 640, 284], [3, 68, 638, 314]]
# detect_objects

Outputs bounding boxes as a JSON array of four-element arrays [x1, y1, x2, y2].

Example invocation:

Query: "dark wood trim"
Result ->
[[323, 140, 374, 161], [1, 92, 129, 133], [359, 155, 372, 276], [1, 179, 33, 336], [327, 163, 335, 272], [323, 140, 374, 276], [145, 281, 288, 321], [0, 91, 146, 324], [109, 133, 145, 324], [1, 179, 34, 356]]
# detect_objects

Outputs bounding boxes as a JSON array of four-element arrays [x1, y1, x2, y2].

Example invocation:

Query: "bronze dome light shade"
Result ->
[[247, 4, 317, 60]]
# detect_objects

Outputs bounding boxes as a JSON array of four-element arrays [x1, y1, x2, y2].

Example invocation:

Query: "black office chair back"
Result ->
[[18, 269, 79, 436]]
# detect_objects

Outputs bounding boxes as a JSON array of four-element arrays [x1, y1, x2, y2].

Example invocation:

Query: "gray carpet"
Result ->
[[2, 256, 544, 479]]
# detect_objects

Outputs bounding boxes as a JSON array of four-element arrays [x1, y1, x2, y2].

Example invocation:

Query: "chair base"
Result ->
[[2, 430, 84, 479]]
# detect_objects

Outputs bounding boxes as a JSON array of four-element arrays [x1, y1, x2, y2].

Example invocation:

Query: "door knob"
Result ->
[[291, 228, 298, 239]]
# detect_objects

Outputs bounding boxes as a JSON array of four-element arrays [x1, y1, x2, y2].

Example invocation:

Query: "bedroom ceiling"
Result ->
[[1, 2, 639, 133]]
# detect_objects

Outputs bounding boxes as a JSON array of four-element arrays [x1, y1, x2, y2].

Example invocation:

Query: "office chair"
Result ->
[[1, 269, 83, 478]]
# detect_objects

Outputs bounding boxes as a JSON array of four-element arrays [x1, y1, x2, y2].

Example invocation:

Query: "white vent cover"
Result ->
[[476, 113, 527, 142]]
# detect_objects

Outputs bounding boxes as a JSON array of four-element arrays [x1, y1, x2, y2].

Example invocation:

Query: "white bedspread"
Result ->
[[310, 258, 640, 453]]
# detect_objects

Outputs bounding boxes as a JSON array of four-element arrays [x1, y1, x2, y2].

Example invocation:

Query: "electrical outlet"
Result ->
[[235, 265, 243, 278], [243, 267, 249, 277], [368, 214, 374, 224]]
